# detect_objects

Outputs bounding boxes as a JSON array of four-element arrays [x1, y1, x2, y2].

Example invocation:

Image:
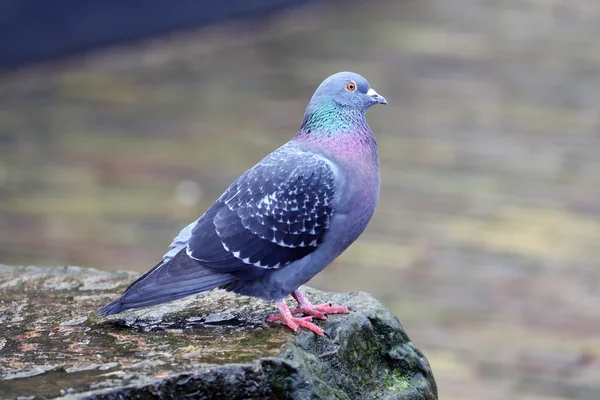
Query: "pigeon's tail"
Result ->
[[97, 249, 235, 316]]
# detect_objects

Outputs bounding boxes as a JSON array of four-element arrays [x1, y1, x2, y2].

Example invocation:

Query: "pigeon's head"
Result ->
[[309, 71, 387, 111]]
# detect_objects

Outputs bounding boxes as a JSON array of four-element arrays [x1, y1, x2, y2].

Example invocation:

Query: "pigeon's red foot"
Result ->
[[268, 299, 324, 335], [290, 290, 349, 319], [267, 291, 350, 336]]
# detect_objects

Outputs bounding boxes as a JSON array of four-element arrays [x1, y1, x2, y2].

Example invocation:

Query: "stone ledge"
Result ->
[[0, 265, 437, 399]]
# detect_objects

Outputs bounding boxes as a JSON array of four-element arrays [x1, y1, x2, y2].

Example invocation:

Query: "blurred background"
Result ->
[[1, 0, 600, 398]]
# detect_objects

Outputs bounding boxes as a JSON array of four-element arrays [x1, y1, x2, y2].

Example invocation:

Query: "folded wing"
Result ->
[[187, 148, 337, 277]]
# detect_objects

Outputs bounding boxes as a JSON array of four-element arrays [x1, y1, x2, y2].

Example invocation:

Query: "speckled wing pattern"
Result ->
[[186, 148, 336, 273]]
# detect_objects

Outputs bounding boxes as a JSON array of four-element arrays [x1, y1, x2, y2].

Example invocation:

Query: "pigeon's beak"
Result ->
[[367, 88, 388, 105]]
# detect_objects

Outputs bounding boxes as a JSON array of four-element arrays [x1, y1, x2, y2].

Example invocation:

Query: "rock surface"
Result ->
[[0, 265, 437, 399]]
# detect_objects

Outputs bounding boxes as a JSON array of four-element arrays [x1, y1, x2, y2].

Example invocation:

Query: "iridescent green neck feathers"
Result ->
[[295, 98, 369, 140]]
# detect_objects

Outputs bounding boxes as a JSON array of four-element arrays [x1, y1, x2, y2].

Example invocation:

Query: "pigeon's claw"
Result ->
[[267, 314, 313, 324], [268, 299, 325, 335], [306, 303, 349, 316], [288, 307, 328, 320], [291, 316, 324, 335], [268, 315, 324, 336], [267, 292, 351, 336], [291, 290, 350, 318]]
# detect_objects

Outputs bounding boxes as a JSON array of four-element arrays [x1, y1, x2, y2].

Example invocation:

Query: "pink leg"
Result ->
[[267, 299, 324, 335], [289, 290, 349, 319], [268, 290, 349, 323]]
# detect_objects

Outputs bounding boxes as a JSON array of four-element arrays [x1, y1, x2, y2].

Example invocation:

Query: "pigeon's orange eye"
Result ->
[[346, 82, 356, 91]]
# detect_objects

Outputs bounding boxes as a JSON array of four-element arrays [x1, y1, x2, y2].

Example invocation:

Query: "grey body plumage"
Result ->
[[98, 72, 386, 334]]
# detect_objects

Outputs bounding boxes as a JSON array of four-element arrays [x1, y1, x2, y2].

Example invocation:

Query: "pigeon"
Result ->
[[98, 71, 387, 335]]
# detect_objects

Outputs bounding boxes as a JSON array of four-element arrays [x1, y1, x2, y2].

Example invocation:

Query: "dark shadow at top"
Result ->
[[0, 0, 317, 69]]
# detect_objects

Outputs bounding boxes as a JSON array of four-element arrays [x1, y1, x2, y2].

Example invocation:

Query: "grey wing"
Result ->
[[186, 149, 337, 277]]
